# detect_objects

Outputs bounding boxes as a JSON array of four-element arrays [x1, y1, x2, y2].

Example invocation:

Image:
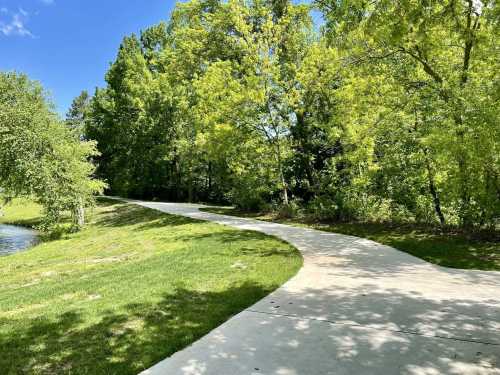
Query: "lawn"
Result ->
[[0, 197, 43, 227], [201, 207, 500, 271], [0, 198, 302, 374]]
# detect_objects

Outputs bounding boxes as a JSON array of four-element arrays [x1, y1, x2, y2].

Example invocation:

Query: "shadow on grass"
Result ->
[[174, 230, 297, 258], [95, 197, 122, 208], [176, 229, 268, 243], [201, 207, 500, 271], [1, 214, 44, 230], [0, 282, 274, 375], [95, 203, 197, 230]]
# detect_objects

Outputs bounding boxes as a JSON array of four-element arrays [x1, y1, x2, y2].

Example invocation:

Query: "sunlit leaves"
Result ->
[[0, 72, 105, 229]]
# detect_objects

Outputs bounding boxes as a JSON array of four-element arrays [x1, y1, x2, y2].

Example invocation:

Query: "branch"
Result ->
[[401, 46, 444, 85]]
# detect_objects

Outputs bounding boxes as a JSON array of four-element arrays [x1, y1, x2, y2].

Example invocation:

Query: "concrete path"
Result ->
[[126, 200, 500, 375]]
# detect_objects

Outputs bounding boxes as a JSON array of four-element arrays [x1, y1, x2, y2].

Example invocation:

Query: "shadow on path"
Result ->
[[145, 285, 500, 375]]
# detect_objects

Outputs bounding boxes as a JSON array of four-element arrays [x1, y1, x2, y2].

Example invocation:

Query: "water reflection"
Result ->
[[0, 224, 39, 256]]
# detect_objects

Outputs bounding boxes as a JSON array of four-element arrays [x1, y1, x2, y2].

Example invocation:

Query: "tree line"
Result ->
[[69, 0, 499, 228]]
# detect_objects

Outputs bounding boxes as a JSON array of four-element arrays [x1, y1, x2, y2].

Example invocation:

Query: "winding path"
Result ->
[[125, 199, 500, 375]]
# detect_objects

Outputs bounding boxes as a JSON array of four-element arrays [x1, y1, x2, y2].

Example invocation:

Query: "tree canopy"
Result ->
[[79, 0, 498, 228]]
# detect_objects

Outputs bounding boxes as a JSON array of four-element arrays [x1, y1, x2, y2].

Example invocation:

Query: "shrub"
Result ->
[[306, 195, 340, 221], [277, 200, 300, 219]]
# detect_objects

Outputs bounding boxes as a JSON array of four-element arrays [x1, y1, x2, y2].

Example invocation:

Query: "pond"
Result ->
[[0, 224, 39, 256]]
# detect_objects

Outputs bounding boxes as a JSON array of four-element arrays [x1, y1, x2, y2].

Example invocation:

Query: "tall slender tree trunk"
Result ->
[[415, 112, 445, 226], [456, 139, 471, 226], [403, 6, 479, 227], [187, 155, 194, 203], [296, 112, 317, 194], [172, 147, 181, 202], [188, 170, 194, 203], [281, 172, 289, 205], [424, 151, 445, 226], [208, 161, 212, 191], [276, 139, 288, 205], [454, 1, 478, 227]]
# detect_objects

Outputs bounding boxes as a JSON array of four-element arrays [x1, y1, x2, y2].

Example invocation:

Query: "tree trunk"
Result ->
[[415, 113, 445, 226], [453, 114, 471, 227], [275, 138, 288, 206], [451, 3, 478, 227], [403, 8, 479, 227], [188, 174, 194, 203], [295, 112, 316, 192], [425, 158, 445, 226], [281, 173, 289, 205], [74, 198, 85, 229], [208, 161, 212, 191]]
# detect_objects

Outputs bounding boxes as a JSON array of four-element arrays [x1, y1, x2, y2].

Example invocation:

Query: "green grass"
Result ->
[[0, 199, 302, 374], [0, 197, 43, 227], [202, 207, 500, 271]]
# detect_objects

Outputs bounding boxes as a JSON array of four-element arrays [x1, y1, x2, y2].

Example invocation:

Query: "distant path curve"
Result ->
[[118, 199, 500, 375]]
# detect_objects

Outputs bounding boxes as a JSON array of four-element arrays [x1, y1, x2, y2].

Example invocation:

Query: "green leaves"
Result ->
[[80, 0, 497, 228], [316, 0, 500, 227], [0, 72, 105, 230]]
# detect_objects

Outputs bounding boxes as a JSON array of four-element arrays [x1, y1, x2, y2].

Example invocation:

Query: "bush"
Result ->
[[306, 195, 340, 221], [231, 186, 268, 212], [277, 200, 300, 219]]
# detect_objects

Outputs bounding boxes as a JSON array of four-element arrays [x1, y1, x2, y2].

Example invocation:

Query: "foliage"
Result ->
[[83, 0, 498, 229], [0, 72, 105, 230], [277, 200, 301, 219], [315, 0, 500, 227], [66, 90, 91, 139]]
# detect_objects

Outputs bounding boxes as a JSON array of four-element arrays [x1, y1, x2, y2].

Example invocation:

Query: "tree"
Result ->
[[0, 72, 105, 230], [66, 90, 90, 139], [82, 0, 498, 229], [316, 0, 500, 227], [286, 43, 345, 206], [193, 0, 314, 207], [86, 31, 176, 199]]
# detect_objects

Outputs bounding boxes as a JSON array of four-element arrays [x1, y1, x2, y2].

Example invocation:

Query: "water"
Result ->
[[0, 224, 39, 256]]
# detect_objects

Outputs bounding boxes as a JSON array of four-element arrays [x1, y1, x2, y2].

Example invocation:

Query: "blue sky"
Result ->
[[0, 0, 176, 115]]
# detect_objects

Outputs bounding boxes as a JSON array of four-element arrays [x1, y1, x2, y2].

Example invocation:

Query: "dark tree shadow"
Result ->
[[94, 203, 197, 229], [175, 229, 276, 243], [137, 285, 500, 374], [0, 282, 275, 375], [172, 230, 297, 258], [95, 197, 122, 208]]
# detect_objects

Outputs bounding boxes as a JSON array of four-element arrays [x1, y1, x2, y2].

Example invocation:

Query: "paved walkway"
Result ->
[[126, 200, 500, 375]]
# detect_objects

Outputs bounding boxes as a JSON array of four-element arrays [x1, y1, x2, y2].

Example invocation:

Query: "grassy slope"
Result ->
[[0, 197, 43, 227], [202, 207, 500, 271], [0, 199, 301, 375]]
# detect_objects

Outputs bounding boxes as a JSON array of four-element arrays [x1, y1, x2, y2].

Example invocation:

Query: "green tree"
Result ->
[[316, 0, 500, 227], [82, 0, 498, 228], [193, 0, 313, 207], [66, 90, 90, 139], [86, 32, 176, 199], [0, 72, 105, 230]]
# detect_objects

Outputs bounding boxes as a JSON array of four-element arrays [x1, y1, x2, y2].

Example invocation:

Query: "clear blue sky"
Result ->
[[0, 0, 176, 115]]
